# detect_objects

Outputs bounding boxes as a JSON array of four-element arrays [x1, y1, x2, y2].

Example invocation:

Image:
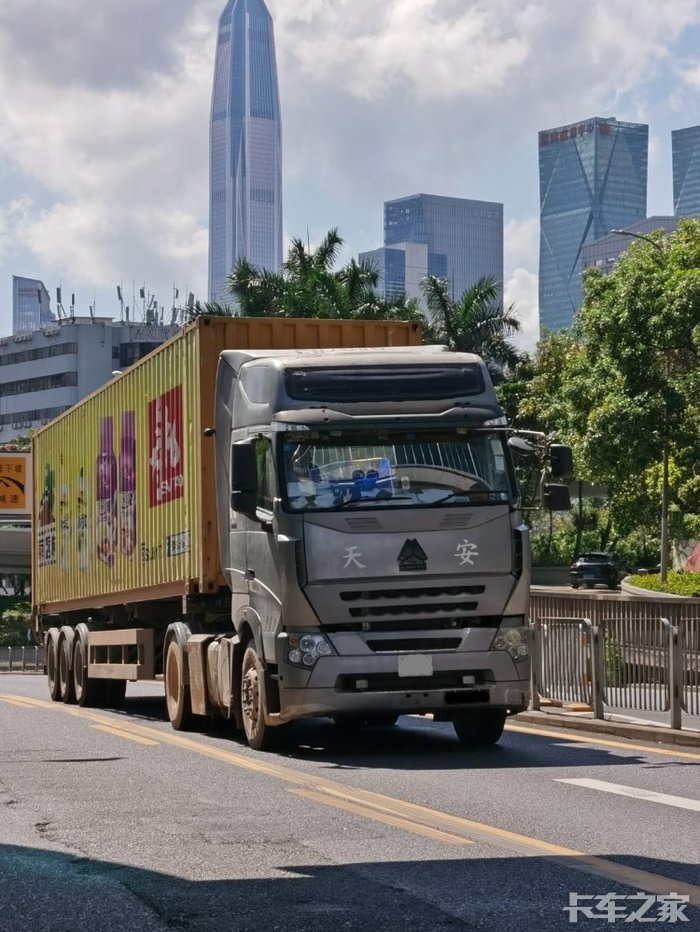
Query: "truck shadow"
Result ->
[[115, 692, 696, 773]]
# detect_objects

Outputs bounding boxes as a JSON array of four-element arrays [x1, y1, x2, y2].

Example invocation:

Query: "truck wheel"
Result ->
[[72, 635, 106, 708], [164, 640, 195, 731], [105, 680, 127, 708], [240, 644, 273, 751], [452, 710, 506, 747], [46, 629, 61, 702], [58, 631, 76, 705]]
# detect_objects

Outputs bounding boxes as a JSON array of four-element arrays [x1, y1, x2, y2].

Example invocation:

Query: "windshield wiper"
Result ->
[[332, 494, 413, 510]]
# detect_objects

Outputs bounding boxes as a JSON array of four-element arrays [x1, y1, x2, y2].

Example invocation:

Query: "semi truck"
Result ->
[[32, 315, 570, 749]]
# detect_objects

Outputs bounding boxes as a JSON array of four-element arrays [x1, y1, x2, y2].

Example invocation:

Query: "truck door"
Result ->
[[246, 437, 281, 659]]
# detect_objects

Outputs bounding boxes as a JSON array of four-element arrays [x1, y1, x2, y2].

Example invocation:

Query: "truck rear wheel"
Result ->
[[73, 635, 108, 708], [452, 710, 506, 747], [240, 644, 273, 751], [46, 629, 61, 702], [164, 639, 195, 731], [58, 630, 76, 705]]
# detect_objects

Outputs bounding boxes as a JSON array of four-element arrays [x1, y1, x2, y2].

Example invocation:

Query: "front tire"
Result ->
[[240, 644, 273, 751], [164, 639, 195, 731], [453, 710, 506, 747]]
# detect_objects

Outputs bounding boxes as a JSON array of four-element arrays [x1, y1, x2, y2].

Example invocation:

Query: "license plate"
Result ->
[[398, 654, 433, 678]]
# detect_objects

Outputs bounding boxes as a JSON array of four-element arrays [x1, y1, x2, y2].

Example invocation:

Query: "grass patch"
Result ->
[[626, 571, 700, 598]]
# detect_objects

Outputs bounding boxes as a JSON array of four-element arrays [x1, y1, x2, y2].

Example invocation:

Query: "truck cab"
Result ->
[[212, 346, 534, 748]]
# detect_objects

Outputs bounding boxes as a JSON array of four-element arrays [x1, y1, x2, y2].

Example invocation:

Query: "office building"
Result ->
[[672, 125, 700, 217], [13, 276, 54, 334], [360, 194, 503, 307], [581, 217, 678, 276], [0, 317, 177, 443], [539, 117, 648, 331], [208, 0, 283, 304]]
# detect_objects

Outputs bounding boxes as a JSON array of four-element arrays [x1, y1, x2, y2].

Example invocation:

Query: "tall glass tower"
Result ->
[[539, 117, 648, 332], [209, 0, 283, 304], [672, 125, 700, 217]]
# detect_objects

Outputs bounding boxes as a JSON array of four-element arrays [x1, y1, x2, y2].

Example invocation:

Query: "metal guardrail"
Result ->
[[530, 595, 700, 729], [0, 645, 45, 672]]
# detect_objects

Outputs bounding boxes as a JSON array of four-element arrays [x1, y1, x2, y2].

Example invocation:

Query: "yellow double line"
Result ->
[[2, 691, 700, 906]]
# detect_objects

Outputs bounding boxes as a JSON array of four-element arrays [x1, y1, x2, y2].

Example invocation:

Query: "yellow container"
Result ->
[[32, 316, 421, 616]]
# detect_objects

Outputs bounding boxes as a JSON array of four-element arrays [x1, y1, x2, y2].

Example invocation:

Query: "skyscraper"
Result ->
[[539, 117, 648, 332], [208, 0, 282, 304], [672, 125, 700, 217], [359, 194, 503, 306]]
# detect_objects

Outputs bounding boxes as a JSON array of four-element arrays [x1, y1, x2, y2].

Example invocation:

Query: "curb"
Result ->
[[514, 710, 700, 749]]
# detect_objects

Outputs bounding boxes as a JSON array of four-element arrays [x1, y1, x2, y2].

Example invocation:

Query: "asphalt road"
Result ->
[[1, 674, 699, 932]]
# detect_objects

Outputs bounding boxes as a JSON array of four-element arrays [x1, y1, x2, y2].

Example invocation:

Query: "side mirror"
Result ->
[[543, 483, 571, 512], [231, 442, 257, 518], [508, 436, 536, 457], [549, 444, 573, 479]]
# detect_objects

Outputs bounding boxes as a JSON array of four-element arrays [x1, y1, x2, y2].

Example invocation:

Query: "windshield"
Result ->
[[280, 429, 517, 512]]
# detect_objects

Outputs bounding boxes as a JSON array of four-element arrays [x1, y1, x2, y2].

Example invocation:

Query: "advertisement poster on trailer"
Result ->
[[33, 369, 193, 601]]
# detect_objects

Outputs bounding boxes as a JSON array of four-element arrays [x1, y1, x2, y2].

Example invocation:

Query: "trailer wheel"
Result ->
[[73, 635, 107, 708], [240, 644, 273, 751], [452, 710, 506, 747], [58, 630, 76, 705], [105, 679, 127, 708], [164, 640, 195, 731], [45, 629, 61, 701]]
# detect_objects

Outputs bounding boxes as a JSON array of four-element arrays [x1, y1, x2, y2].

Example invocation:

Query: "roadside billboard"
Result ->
[[0, 452, 32, 519]]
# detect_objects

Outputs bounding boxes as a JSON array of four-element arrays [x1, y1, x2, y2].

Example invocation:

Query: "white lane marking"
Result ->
[[556, 778, 700, 813]]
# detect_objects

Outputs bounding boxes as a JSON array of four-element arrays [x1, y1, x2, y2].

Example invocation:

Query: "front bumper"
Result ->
[[275, 649, 530, 722]]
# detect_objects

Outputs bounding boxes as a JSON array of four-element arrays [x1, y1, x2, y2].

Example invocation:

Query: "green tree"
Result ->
[[420, 275, 522, 378]]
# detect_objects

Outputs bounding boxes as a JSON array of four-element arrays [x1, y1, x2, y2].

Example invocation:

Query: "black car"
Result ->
[[570, 552, 619, 590]]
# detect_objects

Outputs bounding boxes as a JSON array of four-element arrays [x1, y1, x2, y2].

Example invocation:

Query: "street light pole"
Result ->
[[610, 228, 670, 582]]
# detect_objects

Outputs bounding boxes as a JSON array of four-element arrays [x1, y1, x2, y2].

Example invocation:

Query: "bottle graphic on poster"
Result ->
[[95, 416, 117, 567], [119, 411, 136, 557], [59, 484, 71, 572], [76, 468, 89, 572]]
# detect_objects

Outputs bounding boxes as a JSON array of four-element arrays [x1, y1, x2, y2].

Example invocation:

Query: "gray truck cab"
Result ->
[[213, 346, 533, 748]]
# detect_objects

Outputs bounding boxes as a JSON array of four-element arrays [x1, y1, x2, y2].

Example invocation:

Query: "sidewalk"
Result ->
[[515, 705, 700, 749]]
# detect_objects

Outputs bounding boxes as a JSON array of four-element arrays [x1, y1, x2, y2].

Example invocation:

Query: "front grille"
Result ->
[[327, 584, 488, 634], [365, 638, 462, 653], [335, 670, 487, 693]]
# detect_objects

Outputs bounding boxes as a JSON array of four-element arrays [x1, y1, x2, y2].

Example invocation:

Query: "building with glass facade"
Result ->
[[672, 125, 700, 217], [581, 216, 678, 276], [12, 276, 54, 334], [208, 0, 282, 304], [539, 117, 648, 332], [374, 194, 503, 304]]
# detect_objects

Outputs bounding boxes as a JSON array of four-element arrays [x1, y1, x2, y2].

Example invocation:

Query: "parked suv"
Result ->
[[570, 552, 619, 590]]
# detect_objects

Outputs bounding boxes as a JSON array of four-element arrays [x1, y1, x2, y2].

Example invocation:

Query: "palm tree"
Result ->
[[421, 275, 522, 377]]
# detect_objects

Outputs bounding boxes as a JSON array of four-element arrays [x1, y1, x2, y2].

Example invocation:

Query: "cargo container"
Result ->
[[33, 315, 570, 749]]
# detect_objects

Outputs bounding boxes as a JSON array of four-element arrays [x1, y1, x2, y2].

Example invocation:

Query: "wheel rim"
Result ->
[[47, 640, 58, 691], [58, 640, 69, 694], [73, 642, 85, 700], [241, 656, 261, 736], [165, 645, 180, 722]]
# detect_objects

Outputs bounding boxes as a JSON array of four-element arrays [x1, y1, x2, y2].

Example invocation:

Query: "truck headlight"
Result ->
[[491, 618, 529, 662], [286, 632, 334, 668]]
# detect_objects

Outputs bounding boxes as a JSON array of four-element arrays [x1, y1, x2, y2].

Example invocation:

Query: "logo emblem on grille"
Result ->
[[398, 538, 427, 572]]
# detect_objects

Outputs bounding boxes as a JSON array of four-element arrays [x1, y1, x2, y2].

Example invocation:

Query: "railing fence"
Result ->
[[530, 593, 700, 730], [0, 645, 45, 672]]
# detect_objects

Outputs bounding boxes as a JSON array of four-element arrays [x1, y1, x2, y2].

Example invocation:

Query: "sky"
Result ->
[[2, 0, 700, 351]]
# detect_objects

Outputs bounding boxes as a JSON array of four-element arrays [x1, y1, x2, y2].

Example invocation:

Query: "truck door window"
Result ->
[[254, 438, 275, 513]]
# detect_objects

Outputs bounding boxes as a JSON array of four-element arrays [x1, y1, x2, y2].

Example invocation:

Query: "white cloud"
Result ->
[[1, 0, 700, 335], [505, 267, 539, 354]]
